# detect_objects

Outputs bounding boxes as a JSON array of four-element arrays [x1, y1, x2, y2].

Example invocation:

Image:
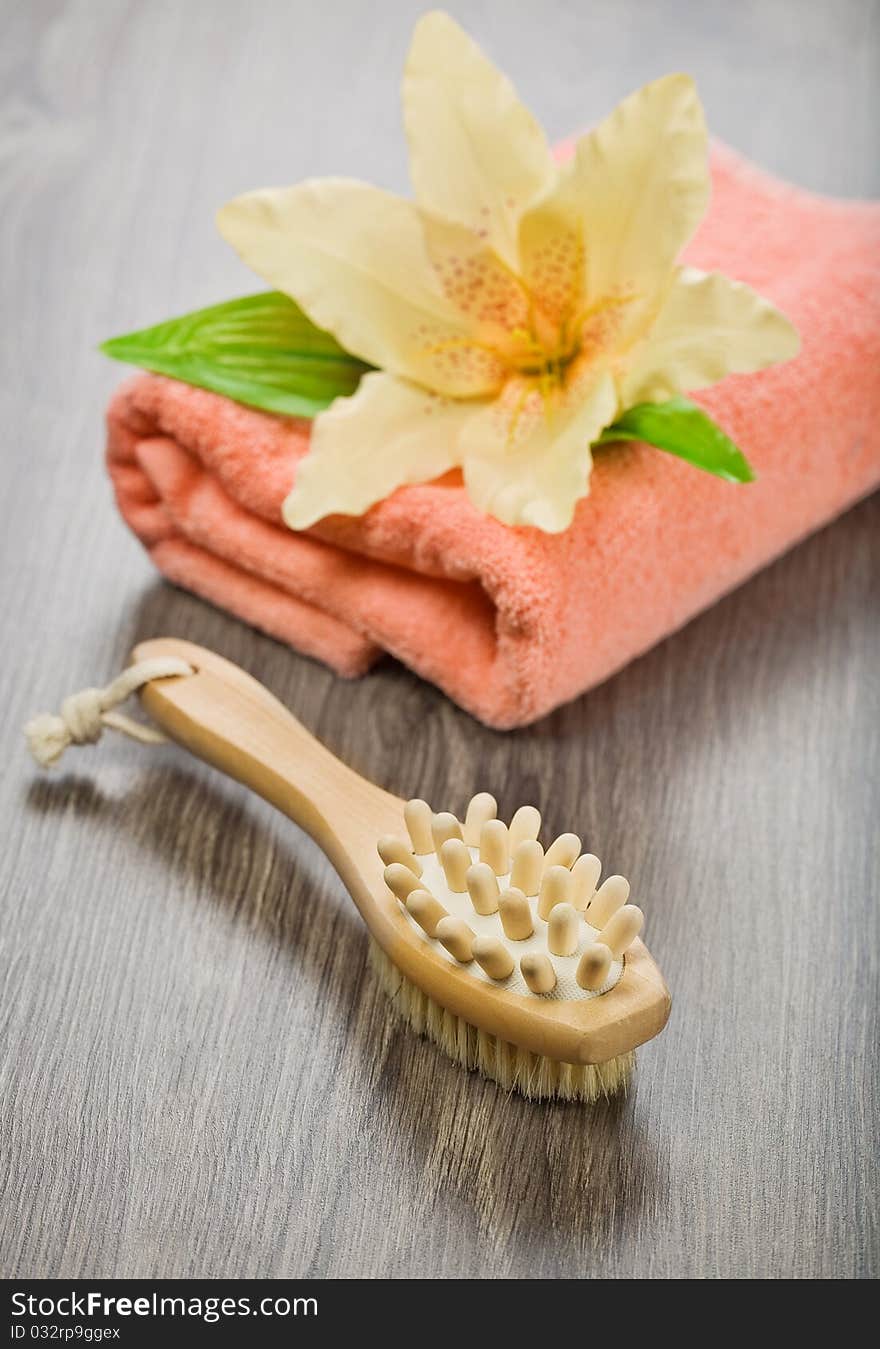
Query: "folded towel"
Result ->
[[107, 142, 880, 728]]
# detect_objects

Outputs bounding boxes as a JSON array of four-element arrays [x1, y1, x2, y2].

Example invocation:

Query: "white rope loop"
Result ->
[[24, 657, 194, 768]]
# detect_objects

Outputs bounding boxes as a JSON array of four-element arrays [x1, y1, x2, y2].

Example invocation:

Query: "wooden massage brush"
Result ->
[[26, 638, 671, 1101]]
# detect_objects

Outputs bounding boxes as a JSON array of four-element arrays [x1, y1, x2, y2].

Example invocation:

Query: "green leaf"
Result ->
[[597, 397, 755, 484], [101, 291, 372, 418]]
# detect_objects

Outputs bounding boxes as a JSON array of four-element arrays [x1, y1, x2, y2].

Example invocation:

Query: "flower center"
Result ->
[[417, 284, 637, 408], [507, 323, 577, 385], [509, 289, 637, 385]]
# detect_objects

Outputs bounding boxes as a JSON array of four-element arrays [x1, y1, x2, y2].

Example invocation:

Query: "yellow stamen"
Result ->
[[570, 289, 640, 338]]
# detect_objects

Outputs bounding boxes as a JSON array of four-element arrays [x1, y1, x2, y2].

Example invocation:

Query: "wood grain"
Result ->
[[1, 0, 878, 1279]]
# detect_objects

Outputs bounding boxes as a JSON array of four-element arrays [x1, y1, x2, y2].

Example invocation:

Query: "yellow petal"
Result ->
[[572, 74, 709, 309], [619, 266, 801, 404], [419, 211, 530, 343], [217, 180, 505, 397], [403, 11, 555, 268], [283, 371, 473, 529], [517, 161, 586, 329], [459, 368, 617, 532]]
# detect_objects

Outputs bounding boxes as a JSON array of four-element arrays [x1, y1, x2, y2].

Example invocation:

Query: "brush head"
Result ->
[[369, 941, 635, 1102], [375, 795, 670, 1100]]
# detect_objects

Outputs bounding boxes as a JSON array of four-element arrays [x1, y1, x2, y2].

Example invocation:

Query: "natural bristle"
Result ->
[[368, 941, 634, 1103]]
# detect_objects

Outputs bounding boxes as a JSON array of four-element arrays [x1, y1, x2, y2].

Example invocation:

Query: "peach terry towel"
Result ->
[[107, 143, 880, 729]]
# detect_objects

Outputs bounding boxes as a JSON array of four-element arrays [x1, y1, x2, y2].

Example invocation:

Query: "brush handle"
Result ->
[[132, 638, 404, 924]]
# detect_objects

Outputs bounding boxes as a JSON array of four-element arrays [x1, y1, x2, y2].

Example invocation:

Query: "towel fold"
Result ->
[[107, 142, 880, 728]]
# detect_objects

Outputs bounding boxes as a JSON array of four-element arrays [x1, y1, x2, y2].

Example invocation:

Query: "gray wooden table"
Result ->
[[1, 0, 877, 1279]]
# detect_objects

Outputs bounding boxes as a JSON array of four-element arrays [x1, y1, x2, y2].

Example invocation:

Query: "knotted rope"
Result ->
[[24, 657, 193, 768]]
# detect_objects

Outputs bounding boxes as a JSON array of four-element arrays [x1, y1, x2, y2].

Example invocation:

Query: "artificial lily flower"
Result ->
[[217, 10, 799, 534]]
